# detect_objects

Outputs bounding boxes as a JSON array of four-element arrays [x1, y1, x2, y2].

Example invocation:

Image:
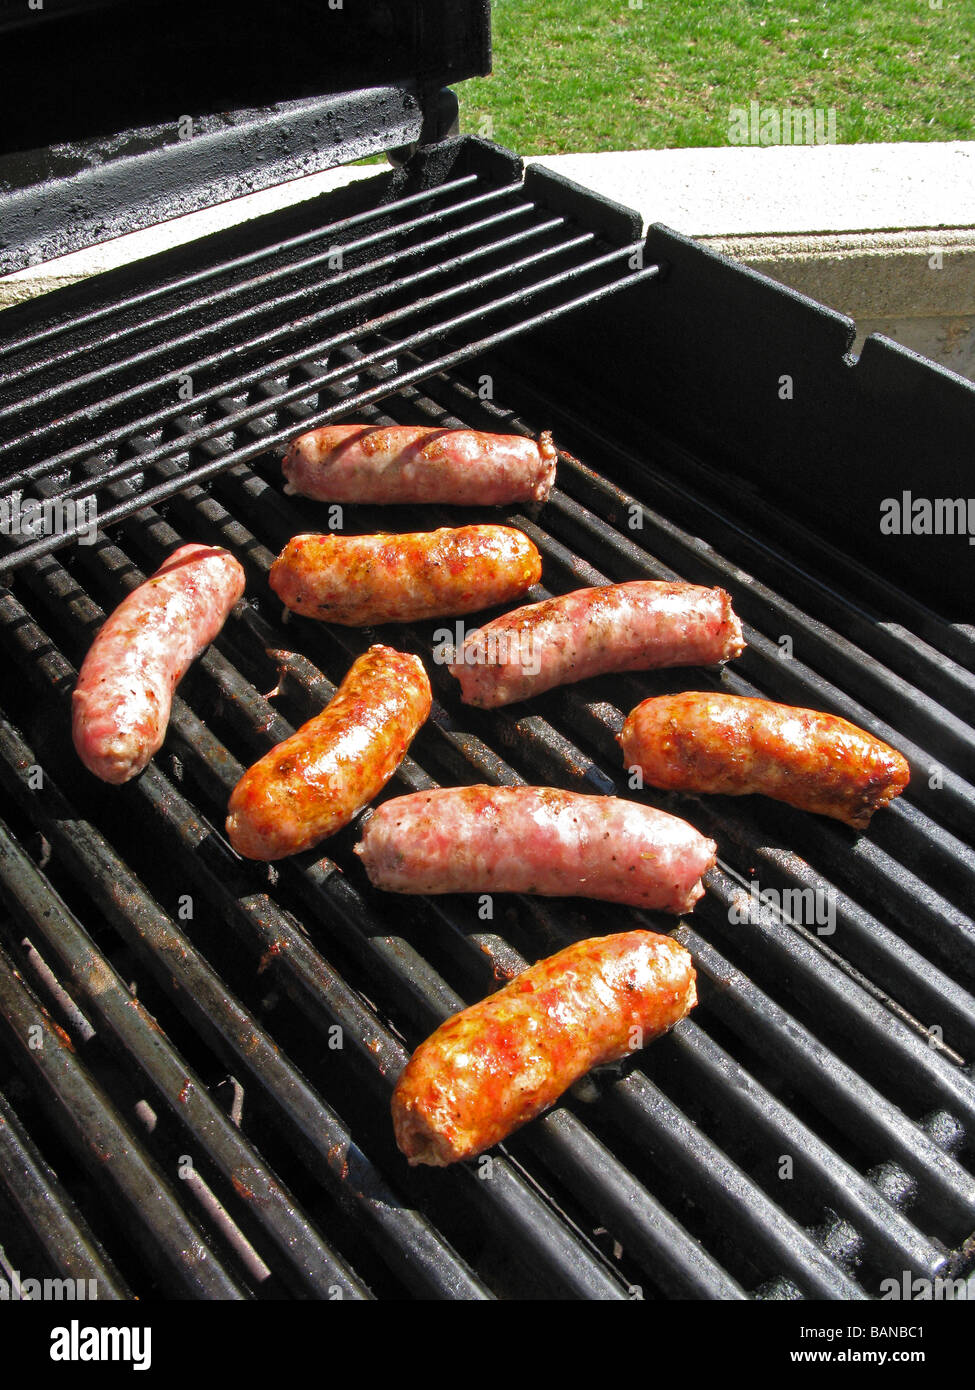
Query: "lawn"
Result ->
[[455, 0, 975, 152]]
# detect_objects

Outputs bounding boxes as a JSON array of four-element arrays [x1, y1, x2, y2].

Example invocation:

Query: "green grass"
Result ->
[[455, 0, 975, 152]]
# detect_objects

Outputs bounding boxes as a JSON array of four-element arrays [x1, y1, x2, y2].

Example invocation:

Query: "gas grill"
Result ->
[[1, 0, 974, 1306]]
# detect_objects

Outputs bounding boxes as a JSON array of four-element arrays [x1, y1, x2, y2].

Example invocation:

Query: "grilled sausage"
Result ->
[[268, 525, 542, 626], [619, 692, 911, 829], [392, 930, 697, 1166], [72, 543, 245, 784], [226, 645, 431, 860], [282, 425, 557, 506], [355, 784, 717, 912], [448, 580, 745, 708]]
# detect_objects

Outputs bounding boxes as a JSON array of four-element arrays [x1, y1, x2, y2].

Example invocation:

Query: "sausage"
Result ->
[[391, 930, 697, 1166], [268, 525, 542, 626], [448, 580, 745, 708], [619, 692, 911, 829], [226, 645, 431, 860], [71, 543, 245, 784], [281, 425, 557, 506], [355, 784, 717, 912]]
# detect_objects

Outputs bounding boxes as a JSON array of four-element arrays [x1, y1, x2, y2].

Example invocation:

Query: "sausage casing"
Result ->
[[226, 645, 431, 860], [282, 425, 557, 506], [448, 580, 745, 708], [392, 930, 697, 1166], [355, 784, 717, 912], [71, 543, 245, 784], [268, 525, 542, 626], [620, 692, 911, 828]]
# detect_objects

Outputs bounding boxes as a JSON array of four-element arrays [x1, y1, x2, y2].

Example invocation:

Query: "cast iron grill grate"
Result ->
[[0, 304, 973, 1297], [1, 126, 974, 1298], [0, 166, 655, 574]]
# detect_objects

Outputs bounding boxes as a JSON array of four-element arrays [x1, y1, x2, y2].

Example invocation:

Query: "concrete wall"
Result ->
[[703, 229, 975, 380]]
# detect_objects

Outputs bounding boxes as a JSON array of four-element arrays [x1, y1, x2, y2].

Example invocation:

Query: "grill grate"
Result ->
[[0, 167, 653, 573], [1, 148, 973, 1300], [1, 333, 973, 1298]]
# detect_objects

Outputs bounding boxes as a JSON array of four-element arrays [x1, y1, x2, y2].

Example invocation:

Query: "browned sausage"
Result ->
[[392, 931, 697, 1166], [268, 525, 542, 626], [226, 645, 431, 860], [620, 691, 911, 828]]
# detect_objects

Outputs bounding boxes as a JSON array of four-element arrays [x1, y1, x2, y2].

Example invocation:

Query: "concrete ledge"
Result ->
[[697, 228, 975, 378], [699, 229, 975, 315], [525, 142, 975, 237], [3, 140, 973, 378]]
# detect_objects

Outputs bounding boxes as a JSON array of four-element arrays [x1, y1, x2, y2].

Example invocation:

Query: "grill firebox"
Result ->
[[1, 137, 974, 1303]]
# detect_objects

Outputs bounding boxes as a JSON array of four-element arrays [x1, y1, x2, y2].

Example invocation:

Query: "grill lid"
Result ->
[[0, 0, 491, 273]]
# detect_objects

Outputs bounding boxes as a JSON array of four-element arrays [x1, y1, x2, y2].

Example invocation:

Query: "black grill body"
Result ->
[[1, 4, 974, 1307]]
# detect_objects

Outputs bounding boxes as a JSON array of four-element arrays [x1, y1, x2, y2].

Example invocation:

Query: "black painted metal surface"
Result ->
[[504, 223, 975, 619], [0, 92, 427, 276], [0, 0, 489, 272]]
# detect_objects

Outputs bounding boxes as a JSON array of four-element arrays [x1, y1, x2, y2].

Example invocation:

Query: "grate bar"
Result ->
[[606, 1068, 869, 1299], [667, 1016, 951, 1281], [516, 1108, 748, 1300], [0, 813, 387, 1300], [0, 256, 658, 575], [44, 228, 596, 509], [0, 941, 256, 1299], [6, 213, 571, 493], [0, 1088, 130, 1298], [0, 175, 484, 378], [0, 187, 532, 451], [680, 926, 975, 1230]]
